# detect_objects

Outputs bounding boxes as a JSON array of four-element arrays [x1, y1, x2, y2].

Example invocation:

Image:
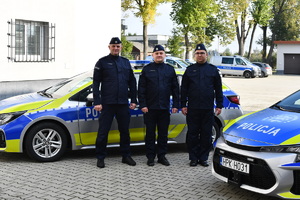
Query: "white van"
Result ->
[[210, 55, 261, 78]]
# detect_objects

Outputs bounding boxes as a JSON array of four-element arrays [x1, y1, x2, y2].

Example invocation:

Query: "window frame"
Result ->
[[7, 19, 55, 62]]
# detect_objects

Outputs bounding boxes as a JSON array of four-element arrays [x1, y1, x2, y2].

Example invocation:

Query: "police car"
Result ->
[[212, 89, 300, 199], [0, 70, 242, 162]]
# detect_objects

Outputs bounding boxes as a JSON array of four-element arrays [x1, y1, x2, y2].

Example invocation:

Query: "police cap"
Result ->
[[195, 43, 207, 52], [153, 45, 165, 52], [109, 37, 122, 44]]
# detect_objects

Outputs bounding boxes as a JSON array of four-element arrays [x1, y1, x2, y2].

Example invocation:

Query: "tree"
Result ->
[[266, 0, 300, 64], [121, 35, 134, 60], [170, 0, 219, 59], [247, 0, 274, 59], [167, 28, 184, 57], [122, 0, 174, 59]]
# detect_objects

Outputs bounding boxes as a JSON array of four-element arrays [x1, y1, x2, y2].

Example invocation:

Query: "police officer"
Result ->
[[181, 43, 223, 167], [93, 37, 137, 168], [138, 45, 179, 166]]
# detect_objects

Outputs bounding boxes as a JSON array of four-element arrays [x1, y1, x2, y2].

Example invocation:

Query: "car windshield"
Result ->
[[271, 90, 300, 112], [39, 71, 93, 99], [242, 57, 252, 65], [176, 60, 189, 68]]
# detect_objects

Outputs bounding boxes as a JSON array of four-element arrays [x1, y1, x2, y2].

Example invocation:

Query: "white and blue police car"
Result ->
[[0, 70, 242, 162], [212, 89, 300, 199]]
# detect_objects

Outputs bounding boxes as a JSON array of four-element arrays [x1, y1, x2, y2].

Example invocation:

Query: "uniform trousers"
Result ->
[[96, 104, 131, 160], [144, 109, 170, 159], [186, 109, 214, 161]]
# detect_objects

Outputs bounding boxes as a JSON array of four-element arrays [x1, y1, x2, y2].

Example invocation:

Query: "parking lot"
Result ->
[[0, 75, 299, 200]]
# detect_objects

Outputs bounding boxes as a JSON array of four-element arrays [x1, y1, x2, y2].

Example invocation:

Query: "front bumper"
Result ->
[[212, 137, 300, 199]]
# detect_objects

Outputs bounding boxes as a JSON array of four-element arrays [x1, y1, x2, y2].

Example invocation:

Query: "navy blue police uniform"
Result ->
[[138, 46, 179, 164], [93, 39, 137, 162], [181, 44, 223, 164]]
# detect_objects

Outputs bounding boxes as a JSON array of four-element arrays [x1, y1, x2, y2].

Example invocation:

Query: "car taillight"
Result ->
[[227, 96, 240, 105]]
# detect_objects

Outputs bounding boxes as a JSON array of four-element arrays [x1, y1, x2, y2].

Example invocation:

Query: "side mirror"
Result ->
[[86, 93, 94, 107]]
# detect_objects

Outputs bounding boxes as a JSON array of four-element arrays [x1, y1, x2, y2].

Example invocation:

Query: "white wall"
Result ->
[[0, 0, 121, 82], [276, 43, 300, 72]]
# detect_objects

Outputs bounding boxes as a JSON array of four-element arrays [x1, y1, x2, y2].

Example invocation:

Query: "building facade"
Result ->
[[275, 41, 300, 75], [0, 0, 121, 100]]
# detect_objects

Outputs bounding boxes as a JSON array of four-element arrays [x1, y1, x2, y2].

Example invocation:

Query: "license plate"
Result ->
[[220, 156, 250, 174]]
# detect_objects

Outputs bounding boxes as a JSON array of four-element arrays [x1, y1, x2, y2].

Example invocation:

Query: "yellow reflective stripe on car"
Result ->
[[223, 111, 257, 132], [280, 134, 300, 145], [0, 139, 20, 152], [168, 124, 185, 138], [78, 128, 146, 145], [279, 192, 300, 199], [0, 100, 52, 114], [74, 133, 82, 146], [77, 124, 185, 146]]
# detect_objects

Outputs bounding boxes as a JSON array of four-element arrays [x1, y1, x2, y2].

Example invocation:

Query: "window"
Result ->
[[7, 19, 55, 62], [221, 58, 234, 64]]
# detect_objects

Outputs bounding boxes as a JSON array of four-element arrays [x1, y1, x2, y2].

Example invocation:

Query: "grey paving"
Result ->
[[1, 74, 296, 200]]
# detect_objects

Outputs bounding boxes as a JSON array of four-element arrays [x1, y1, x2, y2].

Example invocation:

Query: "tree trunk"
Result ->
[[247, 23, 257, 59], [262, 26, 267, 62], [266, 33, 276, 65], [184, 33, 190, 60], [143, 24, 148, 60]]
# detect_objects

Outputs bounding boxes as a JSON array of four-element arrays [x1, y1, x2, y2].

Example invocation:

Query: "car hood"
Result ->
[[223, 108, 300, 146], [0, 93, 53, 114]]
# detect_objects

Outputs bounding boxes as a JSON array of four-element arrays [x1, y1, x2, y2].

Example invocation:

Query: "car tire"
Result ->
[[212, 122, 220, 144], [260, 71, 265, 78], [25, 122, 67, 162], [243, 71, 252, 78]]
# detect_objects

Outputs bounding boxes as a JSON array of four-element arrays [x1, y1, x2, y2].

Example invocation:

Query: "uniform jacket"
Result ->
[[181, 61, 223, 109], [93, 54, 137, 105], [138, 62, 179, 110]]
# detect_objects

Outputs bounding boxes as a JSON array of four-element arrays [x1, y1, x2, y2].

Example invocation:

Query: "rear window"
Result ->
[[222, 58, 234, 64]]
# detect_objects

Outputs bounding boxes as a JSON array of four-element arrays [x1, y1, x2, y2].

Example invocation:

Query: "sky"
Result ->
[[122, 3, 264, 54]]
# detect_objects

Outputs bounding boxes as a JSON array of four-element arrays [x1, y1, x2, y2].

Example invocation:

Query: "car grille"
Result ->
[[291, 171, 300, 195], [0, 130, 6, 148], [213, 148, 276, 189], [226, 141, 261, 151]]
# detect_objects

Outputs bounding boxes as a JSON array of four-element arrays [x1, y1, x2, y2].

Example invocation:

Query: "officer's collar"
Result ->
[[108, 54, 120, 59], [196, 61, 207, 66]]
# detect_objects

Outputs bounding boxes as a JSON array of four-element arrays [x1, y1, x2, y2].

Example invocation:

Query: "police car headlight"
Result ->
[[260, 146, 300, 153], [0, 111, 26, 125]]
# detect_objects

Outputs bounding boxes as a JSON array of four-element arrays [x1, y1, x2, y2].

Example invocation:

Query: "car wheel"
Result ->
[[25, 122, 67, 162], [243, 71, 252, 78], [212, 122, 220, 144], [260, 71, 265, 78]]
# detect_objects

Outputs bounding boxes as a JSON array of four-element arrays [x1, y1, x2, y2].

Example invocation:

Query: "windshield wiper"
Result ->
[[271, 104, 286, 111], [38, 90, 53, 98]]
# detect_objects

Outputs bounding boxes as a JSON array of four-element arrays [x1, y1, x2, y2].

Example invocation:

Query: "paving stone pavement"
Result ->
[[1, 74, 297, 200], [0, 145, 279, 200]]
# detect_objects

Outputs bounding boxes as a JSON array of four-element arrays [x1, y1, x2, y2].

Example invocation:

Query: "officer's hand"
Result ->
[[129, 103, 136, 110], [94, 104, 102, 112], [215, 108, 222, 116], [181, 107, 188, 116], [141, 107, 148, 113], [172, 108, 178, 113]]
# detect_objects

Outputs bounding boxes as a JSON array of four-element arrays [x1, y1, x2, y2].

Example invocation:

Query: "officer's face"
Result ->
[[152, 51, 166, 63], [108, 44, 122, 56], [194, 50, 207, 64]]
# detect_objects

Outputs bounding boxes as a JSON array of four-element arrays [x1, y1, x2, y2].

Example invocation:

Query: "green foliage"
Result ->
[[122, 0, 174, 25], [222, 48, 232, 56], [270, 0, 300, 41], [121, 35, 134, 60], [167, 29, 184, 57]]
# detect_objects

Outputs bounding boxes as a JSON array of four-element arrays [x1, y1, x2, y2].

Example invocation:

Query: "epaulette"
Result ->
[[120, 56, 129, 61], [209, 63, 217, 68]]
